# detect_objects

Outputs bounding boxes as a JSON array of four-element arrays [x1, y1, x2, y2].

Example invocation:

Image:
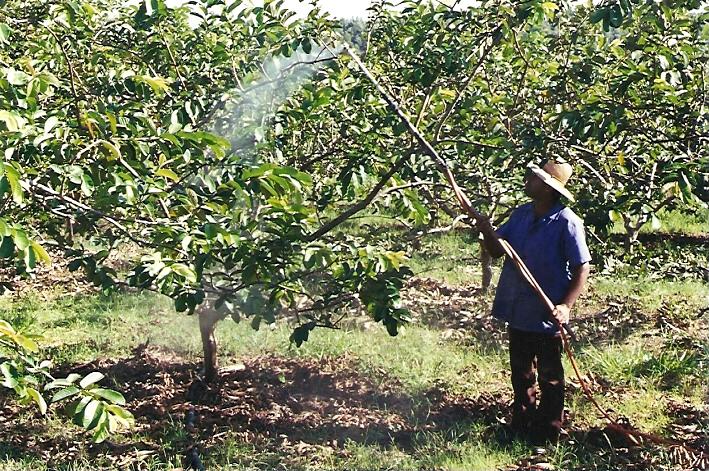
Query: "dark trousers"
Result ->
[[508, 327, 565, 440]]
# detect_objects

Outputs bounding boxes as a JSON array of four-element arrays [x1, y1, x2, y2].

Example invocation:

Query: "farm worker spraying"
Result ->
[[478, 161, 591, 444], [342, 44, 709, 461]]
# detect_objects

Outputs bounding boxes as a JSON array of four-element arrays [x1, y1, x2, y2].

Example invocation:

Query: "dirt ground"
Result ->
[[1, 256, 707, 470], [1, 341, 706, 469], [0, 344, 515, 468]]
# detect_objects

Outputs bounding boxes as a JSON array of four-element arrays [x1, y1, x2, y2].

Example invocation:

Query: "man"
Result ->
[[478, 160, 591, 444]]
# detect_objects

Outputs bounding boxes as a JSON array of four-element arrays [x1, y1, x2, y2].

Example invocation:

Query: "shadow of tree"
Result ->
[[2, 344, 705, 470], [403, 276, 675, 351], [0, 345, 510, 467]]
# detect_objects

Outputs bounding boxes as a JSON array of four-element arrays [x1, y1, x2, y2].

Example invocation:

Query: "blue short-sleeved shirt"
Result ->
[[492, 202, 591, 335]]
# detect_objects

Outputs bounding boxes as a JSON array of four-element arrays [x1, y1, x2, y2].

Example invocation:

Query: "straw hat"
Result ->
[[528, 161, 575, 202]]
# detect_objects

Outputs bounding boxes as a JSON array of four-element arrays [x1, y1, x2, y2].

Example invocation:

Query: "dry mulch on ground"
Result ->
[[1, 346, 706, 470], [0, 345, 509, 468], [0, 254, 95, 298]]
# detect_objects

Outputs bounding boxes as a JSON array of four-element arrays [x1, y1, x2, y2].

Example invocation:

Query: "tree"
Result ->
[[282, 0, 708, 264], [1, 0, 706, 388], [0, 0, 413, 383]]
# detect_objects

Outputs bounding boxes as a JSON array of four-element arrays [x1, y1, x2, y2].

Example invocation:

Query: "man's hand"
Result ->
[[552, 303, 571, 325], [477, 215, 505, 259], [476, 216, 495, 237]]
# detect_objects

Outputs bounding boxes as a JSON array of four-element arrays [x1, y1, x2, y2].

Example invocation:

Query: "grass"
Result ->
[[608, 208, 709, 236], [407, 230, 483, 285], [0, 213, 707, 470], [642, 208, 709, 236], [1, 289, 510, 400]]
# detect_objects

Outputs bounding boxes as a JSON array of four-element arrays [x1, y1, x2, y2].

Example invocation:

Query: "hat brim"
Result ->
[[530, 165, 575, 202]]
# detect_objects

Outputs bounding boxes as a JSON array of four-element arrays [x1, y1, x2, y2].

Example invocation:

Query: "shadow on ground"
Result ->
[[402, 277, 660, 349], [1, 344, 706, 470], [0, 345, 509, 468]]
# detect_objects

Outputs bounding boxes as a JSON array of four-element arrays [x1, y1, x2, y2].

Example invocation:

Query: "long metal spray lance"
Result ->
[[341, 44, 709, 460], [341, 44, 574, 340]]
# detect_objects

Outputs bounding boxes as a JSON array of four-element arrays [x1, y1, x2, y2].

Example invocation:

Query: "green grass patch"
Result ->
[[407, 230, 484, 286], [589, 277, 708, 313], [645, 208, 709, 235], [609, 208, 709, 236], [412, 426, 527, 471]]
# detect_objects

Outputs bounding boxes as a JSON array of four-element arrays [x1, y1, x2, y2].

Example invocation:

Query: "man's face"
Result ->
[[524, 171, 551, 199]]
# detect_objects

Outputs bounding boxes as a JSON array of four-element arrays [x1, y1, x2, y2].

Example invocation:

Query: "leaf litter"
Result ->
[[0, 271, 706, 469]]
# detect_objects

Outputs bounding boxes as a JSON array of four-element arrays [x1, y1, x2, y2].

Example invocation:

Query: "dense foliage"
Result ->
[[0, 0, 706, 408]]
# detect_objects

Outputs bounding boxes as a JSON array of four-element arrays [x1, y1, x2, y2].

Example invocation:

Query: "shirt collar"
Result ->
[[523, 201, 565, 221]]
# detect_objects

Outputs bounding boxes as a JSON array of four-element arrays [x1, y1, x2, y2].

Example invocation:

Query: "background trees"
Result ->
[[1, 0, 706, 395]]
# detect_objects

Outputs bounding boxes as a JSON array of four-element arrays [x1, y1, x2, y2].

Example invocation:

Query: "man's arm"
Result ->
[[552, 262, 591, 324], [477, 218, 506, 259]]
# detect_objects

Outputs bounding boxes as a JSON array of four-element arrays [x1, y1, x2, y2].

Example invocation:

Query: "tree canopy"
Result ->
[[1, 0, 707, 385]]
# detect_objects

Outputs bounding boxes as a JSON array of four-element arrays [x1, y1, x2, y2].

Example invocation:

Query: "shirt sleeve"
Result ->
[[563, 216, 592, 268], [496, 209, 518, 240]]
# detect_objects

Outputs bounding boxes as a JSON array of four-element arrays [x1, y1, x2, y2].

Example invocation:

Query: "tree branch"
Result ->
[[305, 149, 415, 242], [44, 26, 84, 130], [433, 26, 501, 141]]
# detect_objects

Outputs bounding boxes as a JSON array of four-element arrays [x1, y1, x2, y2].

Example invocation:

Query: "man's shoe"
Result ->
[[527, 425, 560, 446], [495, 424, 524, 445]]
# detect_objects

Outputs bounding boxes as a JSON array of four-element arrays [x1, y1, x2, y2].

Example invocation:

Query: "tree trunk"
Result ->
[[480, 239, 493, 292], [199, 311, 220, 383], [622, 217, 640, 254]]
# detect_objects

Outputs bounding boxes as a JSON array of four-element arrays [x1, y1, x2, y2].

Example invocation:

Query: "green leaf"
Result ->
[[12, 228, 29, 250], [79, 372, 105, 388], [590, 7, 607, 24], [4, 165, 23, 203], [81, 399, 103, 429], [44, 374, 81, 389], [0, 111, 19, 131], [289, 321, 315, 347], [301, 38, 312, 54], [72, 395, 92, 419], [650, 215, 661, 231], [678, 173, 694, 203], [27, 388, 48, 414], [4, 69, 29, 86], [0, 319, 15, 334], [171, 263, 197, 283], [0, 23, 12, 44], [203, 223, 218, 239], [155, 168, 179, 181], [12, 332, 39, 352], [80, 173, 94, 196], [92, 419, 110, 443], [0, 236, 14, 259], [106, 404, 134, 421], [23, 246, 36, 270], [30, 241, 52, 266], [51, 386, 81, 402], [44, 116, 59, 135], [100, 140, 121, 161], [144, 0, 161, 16], [0, 362, 19, 389], [0, 176, 8, 200], [106, 112, 118, 134], [136, 75, 171, 94], [44, 373, 80, 391], [91, 388, 126, 405], [608, 3, 623, 28]]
